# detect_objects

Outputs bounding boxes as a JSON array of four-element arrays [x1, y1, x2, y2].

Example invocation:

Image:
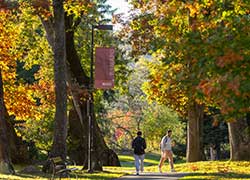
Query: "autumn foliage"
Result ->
[[0, 10, 37, 119], [0, 8, 56, 123], [127, 0, 250, 117]]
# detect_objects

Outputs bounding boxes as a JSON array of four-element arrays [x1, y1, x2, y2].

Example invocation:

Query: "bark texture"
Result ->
[[187, 102, 204, 162], [50, 0, 68, 159], [6, 116, 29, 164], [0, 69, 14, 174], [68, 106, 120, 168], [228, 116, 250, 161]]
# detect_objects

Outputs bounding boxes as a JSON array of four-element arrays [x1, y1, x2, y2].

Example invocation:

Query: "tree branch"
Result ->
[[40, 17, 55, 49], [0, 0, 19, 10]]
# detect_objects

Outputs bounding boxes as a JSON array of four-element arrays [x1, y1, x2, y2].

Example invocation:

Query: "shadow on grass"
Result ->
[[14, 172, 51, 179], [13, 170, 126, 180], [183, 172, 250, 180], [73, 170, 126, 180]]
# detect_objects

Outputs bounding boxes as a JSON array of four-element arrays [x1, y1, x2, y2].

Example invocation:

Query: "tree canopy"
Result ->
[[124, 0, 250, 119]]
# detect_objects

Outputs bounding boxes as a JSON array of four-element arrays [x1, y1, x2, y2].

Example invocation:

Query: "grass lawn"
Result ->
[[119, 153, 250, 179], [142, 159, 250, 179], [1, 153, 250, 179], [177, 161, 250, 180]]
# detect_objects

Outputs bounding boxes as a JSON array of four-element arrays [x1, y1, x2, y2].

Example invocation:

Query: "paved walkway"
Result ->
[[116, 172, 189, 180]]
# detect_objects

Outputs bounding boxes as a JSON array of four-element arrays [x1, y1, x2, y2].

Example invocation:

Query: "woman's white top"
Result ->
[[160, 135, 172, 151]]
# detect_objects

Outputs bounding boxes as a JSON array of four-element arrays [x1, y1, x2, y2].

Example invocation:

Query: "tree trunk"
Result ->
[[41, 10, 120, 169], [215, 142, 221, 160], [228, 116, 250, 161], [67, 68, 120, 169], [6, 115, 29, 164], [65, 17, 120, 168], [186, 102, 204, 162], [0, 69, 14, 174], [68, 102, 120, 169], [50, 0, 67, 159]]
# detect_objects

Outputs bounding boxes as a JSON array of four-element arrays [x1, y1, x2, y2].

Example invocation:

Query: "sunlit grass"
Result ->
[[177, 161, 250, 180]]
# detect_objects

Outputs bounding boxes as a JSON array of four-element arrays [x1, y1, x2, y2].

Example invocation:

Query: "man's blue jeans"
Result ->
[[134, 154, 144, 173]]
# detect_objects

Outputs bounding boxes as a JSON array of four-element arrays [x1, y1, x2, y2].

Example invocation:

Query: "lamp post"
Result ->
[[87, 24, 113, 173]]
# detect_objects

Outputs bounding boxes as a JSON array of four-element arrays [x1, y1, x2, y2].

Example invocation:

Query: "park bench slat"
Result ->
[[49, 156, 79, 180]]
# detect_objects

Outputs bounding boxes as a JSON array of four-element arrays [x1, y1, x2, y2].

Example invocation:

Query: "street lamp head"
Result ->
[[94, 24, 113, 31]]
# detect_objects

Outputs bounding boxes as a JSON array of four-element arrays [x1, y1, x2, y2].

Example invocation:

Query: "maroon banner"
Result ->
[[94, 47, 115, 89]]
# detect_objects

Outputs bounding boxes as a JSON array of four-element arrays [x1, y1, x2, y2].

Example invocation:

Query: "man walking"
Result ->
[[159, 129, 175, 173], [132, 131, 146, 175]]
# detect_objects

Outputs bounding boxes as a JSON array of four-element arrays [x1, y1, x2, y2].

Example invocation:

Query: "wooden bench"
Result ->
[[49, 156, 79, 180]]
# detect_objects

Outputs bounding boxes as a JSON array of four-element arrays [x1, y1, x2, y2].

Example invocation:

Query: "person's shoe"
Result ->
[[136, 172, 139, 176], [171, 169, 176, 172], [158, 166, 162, 173]]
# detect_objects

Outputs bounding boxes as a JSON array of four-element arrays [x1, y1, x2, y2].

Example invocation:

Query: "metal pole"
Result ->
[[90, 26, 94, 88], [87, 24, 112, 173], [87, 25, 94, 173], [87, 96, 92, 173]]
